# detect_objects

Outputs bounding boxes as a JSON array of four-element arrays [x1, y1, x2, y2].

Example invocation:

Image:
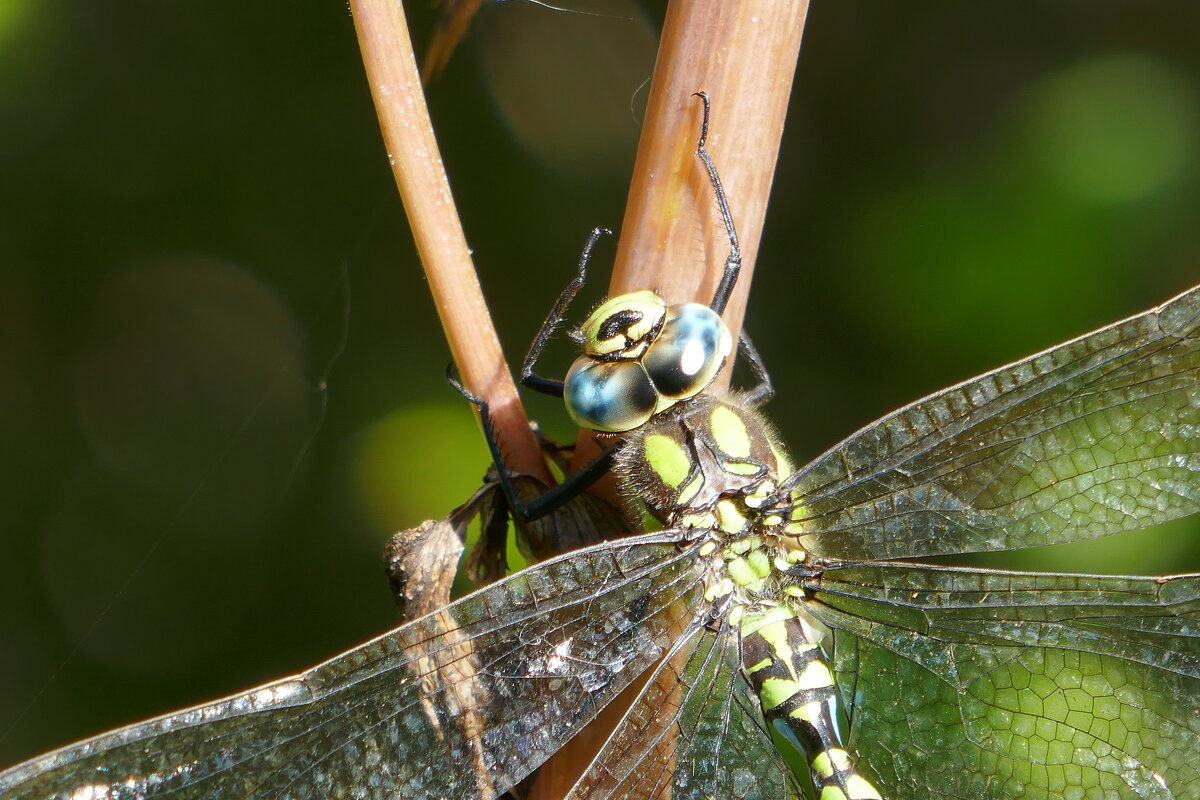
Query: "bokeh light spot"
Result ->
[[0, 0, 33, 51], [351, 403, 484, 535], [70, 254, 314, 531], [1022, 54, 1197, 205], [482, 0, 654, 174]]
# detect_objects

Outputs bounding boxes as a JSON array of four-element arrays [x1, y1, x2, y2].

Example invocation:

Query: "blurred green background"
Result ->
[[1, 0, 1198, 768]]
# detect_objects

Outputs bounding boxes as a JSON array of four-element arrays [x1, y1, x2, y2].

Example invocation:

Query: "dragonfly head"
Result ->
[[565, 292, 733, 433]]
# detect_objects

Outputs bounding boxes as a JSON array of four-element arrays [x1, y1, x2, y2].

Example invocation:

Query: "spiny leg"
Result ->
[[524, 95, 742, 401], [693, 92, 770, 408], [740, 610, 882, 800], [446, 364, 614, 522], [521, 226, 612, 397], [737, 330, 775, 407], [458, 96, 744, 518], [693, 91, 742, 316]]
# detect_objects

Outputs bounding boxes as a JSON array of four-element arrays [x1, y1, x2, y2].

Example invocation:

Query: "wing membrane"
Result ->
[[0, 533, 707, 800], [567, 621, 797, 800], [806, 562, 1200, 800], [786, 284, 1200, 561]]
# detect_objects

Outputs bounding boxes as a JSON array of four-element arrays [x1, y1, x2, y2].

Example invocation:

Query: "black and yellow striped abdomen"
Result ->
[[741, 608, 883, 800], [613, 393, 883, 799]]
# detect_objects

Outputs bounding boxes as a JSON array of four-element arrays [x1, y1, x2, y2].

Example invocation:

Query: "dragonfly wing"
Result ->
[[566, 618, 799, 800], [806, 562, 1200, 799], [0, 533, 707, 800], [785, 284, 1200, 561]]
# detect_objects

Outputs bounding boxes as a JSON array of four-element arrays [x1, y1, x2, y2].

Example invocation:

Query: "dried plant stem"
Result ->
[[570, 1, 809, 475], [542, 3, 810, 797], [350, 0, 551, 487], [611, 3, 810, 343]]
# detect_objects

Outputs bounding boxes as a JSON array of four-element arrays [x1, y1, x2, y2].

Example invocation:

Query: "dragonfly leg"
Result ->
[[737, 330, 775, 407], [693, 91, 742, 316], [446, 363, 614, 522], [741, 609, 882, 800], [521, 226, 613, 398]]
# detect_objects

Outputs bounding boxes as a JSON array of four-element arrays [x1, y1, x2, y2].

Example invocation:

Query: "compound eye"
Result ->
[[642, 303, 732, 400], [564, 357, 657, 433]]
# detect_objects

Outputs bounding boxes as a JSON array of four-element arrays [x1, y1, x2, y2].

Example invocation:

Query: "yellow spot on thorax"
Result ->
[[727, 536, 758, 555], [703, 577, 735, 602], [643, 433, 691, 488], [709, 404, 751, 457], [716, 499, 748, 533], [746, 548, 772, 579], [725, 556, 759, 588], [723, 460, 761, 476], [677, 472, 704, 507], [769, 440, 792, 476], [679, 511, 715, 530]]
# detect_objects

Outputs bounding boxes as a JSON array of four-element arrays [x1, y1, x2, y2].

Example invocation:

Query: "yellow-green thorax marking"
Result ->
[[614, 393, 787, 537]]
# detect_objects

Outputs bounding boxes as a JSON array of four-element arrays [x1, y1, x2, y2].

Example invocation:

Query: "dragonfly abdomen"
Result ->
[[740, 607, 883, 800]]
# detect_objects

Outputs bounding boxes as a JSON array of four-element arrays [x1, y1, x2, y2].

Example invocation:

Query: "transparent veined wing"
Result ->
[[784, 284, 1200, 561], [806, 561, 1200, 799], [566, 617, 800, 800], [0, 533, 708, 800]]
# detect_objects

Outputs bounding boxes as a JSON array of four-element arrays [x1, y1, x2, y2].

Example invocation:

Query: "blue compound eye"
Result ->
[[642, 303, 732, 401], [563, 357, 657, 433]]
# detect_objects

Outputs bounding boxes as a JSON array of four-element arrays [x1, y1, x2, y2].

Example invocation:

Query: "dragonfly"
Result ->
[[2, 95, 1198, 799]]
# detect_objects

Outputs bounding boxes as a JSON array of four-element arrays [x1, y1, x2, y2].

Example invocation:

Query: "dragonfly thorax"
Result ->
[[613, 394, 795, 538]]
